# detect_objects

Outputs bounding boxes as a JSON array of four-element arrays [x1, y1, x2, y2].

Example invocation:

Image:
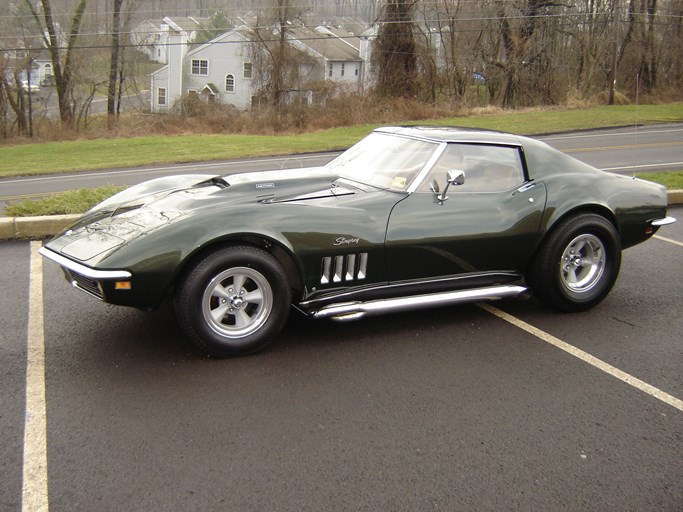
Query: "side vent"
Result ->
[[321, 253, 368, 285]]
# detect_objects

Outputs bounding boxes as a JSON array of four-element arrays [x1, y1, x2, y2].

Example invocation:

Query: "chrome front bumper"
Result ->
[[39, 247, 132, 300]]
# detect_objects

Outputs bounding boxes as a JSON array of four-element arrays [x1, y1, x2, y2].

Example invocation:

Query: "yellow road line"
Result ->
[[565, 141, 683, 153]]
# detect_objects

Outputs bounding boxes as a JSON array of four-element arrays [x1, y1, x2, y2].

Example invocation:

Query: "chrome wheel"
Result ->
[[559, 234, 605, 296], [175, 246, 291, 357], [527, 214, 620, 312], [202, 266, 274, 339]]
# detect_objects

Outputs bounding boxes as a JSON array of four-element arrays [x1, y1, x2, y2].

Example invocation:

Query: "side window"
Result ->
[[191, 59, 208, 75], [418, 144, 524, 193], [225, 74, 235, 93], [243, 62, 253, 79]]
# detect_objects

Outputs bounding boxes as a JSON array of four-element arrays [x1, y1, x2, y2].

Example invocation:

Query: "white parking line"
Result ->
[[654, 234, 683, 247], [479, 303, 683, 413], [23, 241, 49, 512]]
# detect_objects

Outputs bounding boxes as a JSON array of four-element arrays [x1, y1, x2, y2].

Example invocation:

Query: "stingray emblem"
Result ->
[[334, 236, 360, 246]]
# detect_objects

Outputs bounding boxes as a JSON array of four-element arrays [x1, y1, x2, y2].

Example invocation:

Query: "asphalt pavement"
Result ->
[[1, 208, 681, 511]]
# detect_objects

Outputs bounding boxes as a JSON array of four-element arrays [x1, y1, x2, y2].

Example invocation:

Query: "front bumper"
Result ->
[[39, 246, 131, 301]]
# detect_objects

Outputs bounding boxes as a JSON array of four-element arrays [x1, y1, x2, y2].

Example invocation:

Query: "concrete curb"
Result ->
[[1, 192, 682, 241], [0, 214, 81, 240], [669, 189, 683, 206]]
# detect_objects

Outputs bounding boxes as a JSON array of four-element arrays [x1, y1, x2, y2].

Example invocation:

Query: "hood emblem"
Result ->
[[255, 183, 275, 189]]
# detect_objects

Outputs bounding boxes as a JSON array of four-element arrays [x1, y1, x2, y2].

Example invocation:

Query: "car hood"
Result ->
[[93, 167, 348, 211], [46, 167, 358, 261]]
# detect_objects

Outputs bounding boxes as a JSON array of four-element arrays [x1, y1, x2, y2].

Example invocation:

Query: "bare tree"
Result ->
[[1, 72, 29, 137], [250, 0, 307, 114], [372, 0, 418, 98], [618, 0, 659, 93], [107, 0, 124, 128], [25, 0, 88, 129]]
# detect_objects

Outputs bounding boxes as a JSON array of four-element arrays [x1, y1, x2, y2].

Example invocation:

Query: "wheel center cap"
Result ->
[[231, 296, 246, 309]]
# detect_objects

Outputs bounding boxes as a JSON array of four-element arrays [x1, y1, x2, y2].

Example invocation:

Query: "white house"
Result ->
[[1, 46, 54, 88], [130, 20, 163, 62], [151, 28, 254, 112], [288, 26, 365, 91], [132, 16, 209, 64], [150, 22, 372, 113]]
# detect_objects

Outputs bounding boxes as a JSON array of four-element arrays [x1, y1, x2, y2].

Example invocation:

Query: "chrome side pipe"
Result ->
[[311, 285, 529, 322]]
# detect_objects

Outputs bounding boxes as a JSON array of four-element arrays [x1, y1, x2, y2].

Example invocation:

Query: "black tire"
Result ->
[[174, 246, 292, 357], [527, 213, 621, 312]]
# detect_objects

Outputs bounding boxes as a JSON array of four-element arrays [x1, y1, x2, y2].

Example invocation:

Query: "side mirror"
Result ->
[[437, 170, 465, 203]]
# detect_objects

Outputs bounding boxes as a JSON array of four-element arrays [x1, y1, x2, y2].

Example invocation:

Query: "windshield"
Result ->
[[326, 132, 439, 191]]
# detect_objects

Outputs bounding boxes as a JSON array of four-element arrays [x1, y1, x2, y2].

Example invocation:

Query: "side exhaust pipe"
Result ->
[[311, 285, 528, 321]]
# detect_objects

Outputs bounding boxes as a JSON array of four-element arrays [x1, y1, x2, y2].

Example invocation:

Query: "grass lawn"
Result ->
[[3, 185, 125, 217], [1, 104, 682, 179], [637, 171, 683, 190]]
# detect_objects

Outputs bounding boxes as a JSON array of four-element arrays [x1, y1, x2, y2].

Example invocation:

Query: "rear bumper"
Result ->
[[651, 216, 676, 226]]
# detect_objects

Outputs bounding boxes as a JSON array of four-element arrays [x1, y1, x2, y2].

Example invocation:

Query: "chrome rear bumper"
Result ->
[[651, 217, 676, 226]]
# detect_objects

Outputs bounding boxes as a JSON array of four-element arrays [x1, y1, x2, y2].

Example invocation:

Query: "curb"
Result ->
[[669, 189, 683, 206], [1, 192, 682, 241], [0, 214, 80, 241]]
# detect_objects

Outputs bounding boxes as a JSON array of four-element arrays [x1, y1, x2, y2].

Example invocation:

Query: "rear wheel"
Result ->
[[527, 214, 621, 312], [174, 246, 291, 357]]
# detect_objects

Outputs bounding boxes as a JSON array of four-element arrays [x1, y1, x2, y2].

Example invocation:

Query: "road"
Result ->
[[1, 208, 681, 511], [25, 88, 150, 121], [1, 123, 682, 209]]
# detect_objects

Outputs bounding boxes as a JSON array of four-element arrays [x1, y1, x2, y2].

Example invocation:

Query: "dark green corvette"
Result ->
[[41, 127, 675, 356]]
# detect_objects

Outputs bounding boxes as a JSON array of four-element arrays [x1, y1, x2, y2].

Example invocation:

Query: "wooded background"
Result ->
[[1, 0, 681, 138]]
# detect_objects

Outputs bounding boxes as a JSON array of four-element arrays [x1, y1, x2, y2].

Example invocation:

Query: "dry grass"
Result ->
[[3, 85, 683, 146], [3, 94, 466, 144]]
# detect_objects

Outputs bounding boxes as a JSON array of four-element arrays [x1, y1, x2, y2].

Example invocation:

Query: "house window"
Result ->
[[225, 74, 235, 93], [243, 62, 252, 79], [158, 87, 167, 105], [191, 59, 208, 75], [341, 63, 345, 77], [355, 65, 359, 76], [328, 62, 333, 77]]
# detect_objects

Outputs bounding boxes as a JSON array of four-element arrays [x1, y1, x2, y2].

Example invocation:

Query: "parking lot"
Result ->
[[1, 206, 682, 511]]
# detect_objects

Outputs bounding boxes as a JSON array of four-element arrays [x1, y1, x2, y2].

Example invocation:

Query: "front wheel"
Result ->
[[527, 214, 621, 312], [174, 246, 292, 357]]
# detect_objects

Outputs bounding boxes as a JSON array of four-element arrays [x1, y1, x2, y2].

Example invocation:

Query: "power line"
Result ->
[[1, 11, 681, 45]]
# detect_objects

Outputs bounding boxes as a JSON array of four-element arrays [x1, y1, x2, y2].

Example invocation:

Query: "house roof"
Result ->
[[201, 83, 220, 95], [184, 28, 250, 59], [163, 16, 209, 34], [287, 26, 361, 62], [315, 26, 361, 51]]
